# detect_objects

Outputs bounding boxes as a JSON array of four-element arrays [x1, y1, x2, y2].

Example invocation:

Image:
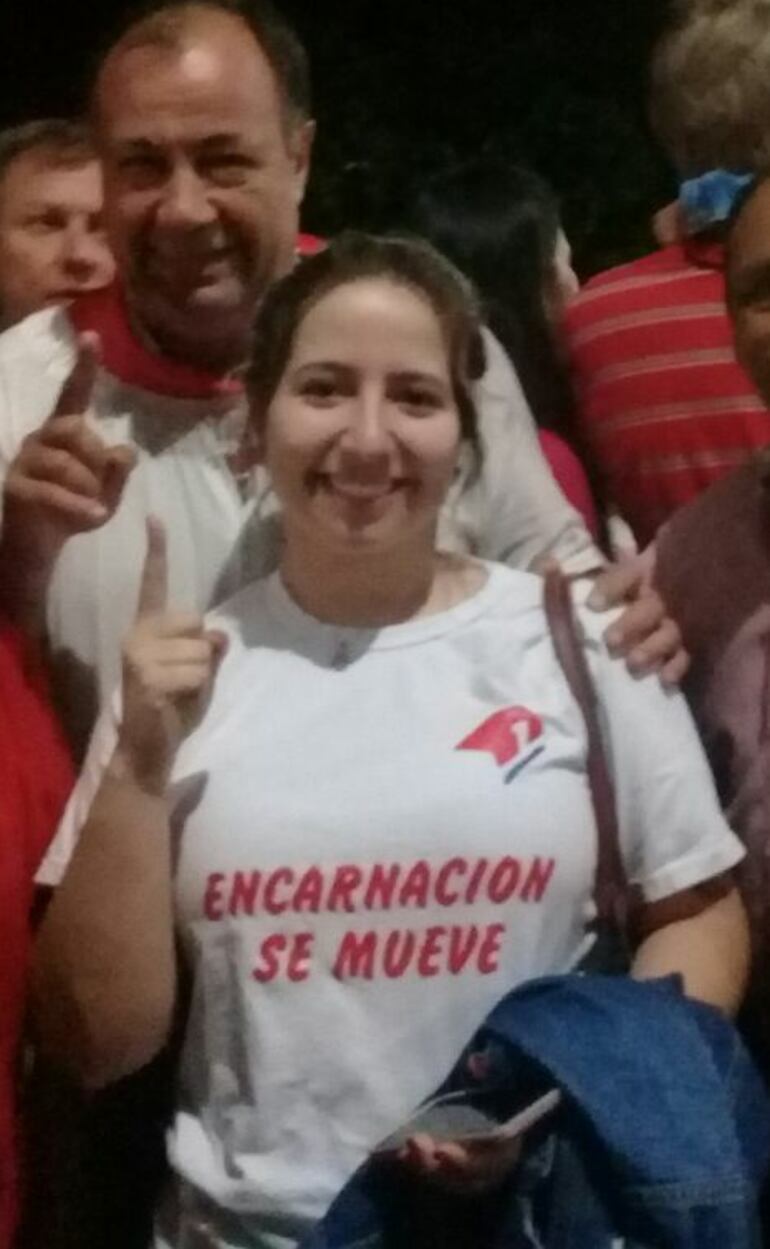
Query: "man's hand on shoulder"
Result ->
[[587, 547, 688, 687]]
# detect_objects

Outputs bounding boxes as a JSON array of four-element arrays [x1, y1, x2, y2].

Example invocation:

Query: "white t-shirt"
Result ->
[[41, 564, 742, 1249], [0, 308, 599, 753]]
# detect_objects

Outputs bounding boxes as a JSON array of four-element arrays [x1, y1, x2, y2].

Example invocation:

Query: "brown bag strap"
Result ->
[[543, 568, 629, 936]]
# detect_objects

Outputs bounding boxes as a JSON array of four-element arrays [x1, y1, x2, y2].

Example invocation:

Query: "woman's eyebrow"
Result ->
[[390, 369, 450, 387]]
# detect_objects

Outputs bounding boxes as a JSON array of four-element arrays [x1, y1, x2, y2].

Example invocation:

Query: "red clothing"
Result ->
[[566, 239, 770, 545], [538, 430, 600, 540], [0, 625, 73, 1249]]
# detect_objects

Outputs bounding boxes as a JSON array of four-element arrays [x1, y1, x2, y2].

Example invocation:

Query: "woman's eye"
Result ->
[[398, 388, 441, 412], [300, 379, 341, 402]]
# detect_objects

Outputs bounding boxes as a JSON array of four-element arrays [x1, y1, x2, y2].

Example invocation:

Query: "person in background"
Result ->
[[33, 232, 748, 1249], [0, 621, 73, 1249], [411, 159, 606, 546], [656, 170, 770, 1072], [0, 119, 114, 331], [566, 0, 770, 547]]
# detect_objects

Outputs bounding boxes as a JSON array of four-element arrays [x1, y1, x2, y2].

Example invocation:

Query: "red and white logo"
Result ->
[[456, 707, 544, 783]]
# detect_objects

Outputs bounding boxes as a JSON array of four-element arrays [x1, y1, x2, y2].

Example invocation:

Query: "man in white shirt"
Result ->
[[0, 0, 678, 763]]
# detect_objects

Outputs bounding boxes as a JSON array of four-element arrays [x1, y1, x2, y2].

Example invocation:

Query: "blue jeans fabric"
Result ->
[[299, 975, 770, 1249]]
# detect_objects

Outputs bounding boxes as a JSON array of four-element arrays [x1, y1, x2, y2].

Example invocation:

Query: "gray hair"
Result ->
[[650, 0, 770, 175]]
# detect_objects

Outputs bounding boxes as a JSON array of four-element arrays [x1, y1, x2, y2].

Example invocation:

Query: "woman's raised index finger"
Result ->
[[136, 516, 168, 617]]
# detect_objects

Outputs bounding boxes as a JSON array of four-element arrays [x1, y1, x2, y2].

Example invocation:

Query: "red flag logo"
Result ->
[[456, 707, 543, 767]]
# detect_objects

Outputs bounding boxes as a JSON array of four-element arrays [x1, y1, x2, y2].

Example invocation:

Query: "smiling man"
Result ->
[[0, 120, 114, 331]]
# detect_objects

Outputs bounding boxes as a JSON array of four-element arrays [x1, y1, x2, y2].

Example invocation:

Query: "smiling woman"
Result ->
[[247, 232, 486, 623], [33, 231, 751, 1249]]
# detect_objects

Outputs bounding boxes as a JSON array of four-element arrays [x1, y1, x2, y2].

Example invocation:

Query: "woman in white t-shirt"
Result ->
[[33, 233, 748, 1249]]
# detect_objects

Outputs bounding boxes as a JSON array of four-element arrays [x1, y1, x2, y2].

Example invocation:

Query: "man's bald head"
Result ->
[[93, 0, 311, 136]]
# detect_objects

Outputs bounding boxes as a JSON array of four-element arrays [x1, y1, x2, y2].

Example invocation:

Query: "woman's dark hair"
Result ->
[[247, 231, 485, 459], [410, 158, 608, 544]]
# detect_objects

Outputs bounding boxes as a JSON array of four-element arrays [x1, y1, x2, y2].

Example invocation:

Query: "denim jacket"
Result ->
[[300, 975, 770, 1249]]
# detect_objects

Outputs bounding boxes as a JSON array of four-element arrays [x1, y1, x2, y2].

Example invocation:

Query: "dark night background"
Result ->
[[0, 0, 677, 275]]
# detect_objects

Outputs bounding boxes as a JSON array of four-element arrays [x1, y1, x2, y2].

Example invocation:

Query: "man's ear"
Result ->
[[289, 118, 316, 206]]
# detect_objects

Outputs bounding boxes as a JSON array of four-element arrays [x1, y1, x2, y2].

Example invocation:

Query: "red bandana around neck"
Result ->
[[69, 285, 244, 400]]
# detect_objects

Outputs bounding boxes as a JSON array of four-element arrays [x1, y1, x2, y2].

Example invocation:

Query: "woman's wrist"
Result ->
[[109, 739, 174, 801]]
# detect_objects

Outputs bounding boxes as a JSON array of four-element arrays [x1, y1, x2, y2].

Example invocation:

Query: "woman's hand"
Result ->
[[118, 517, 227, 794], [398, 1132, 522, 1193]]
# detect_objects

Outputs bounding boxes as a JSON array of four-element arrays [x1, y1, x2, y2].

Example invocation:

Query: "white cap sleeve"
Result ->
[[574, 590, 744, 902]]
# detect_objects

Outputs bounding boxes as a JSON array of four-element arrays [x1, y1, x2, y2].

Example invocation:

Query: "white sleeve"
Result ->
[[35, 689, 121, 888], [577, 596, 744, 901], [0, 309, 75, 530], [454, 329, 604, 576]]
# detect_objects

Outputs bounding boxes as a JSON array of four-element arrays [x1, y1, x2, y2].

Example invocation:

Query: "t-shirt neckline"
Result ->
[[264, 560, 508, 653]]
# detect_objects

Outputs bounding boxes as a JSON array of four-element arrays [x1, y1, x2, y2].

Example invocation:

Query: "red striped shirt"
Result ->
[[565, 240, 770, 545]]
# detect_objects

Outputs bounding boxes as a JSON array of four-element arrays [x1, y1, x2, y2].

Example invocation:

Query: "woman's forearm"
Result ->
[[631, 888, 750, 1015], [31, 747, 178, 1089]]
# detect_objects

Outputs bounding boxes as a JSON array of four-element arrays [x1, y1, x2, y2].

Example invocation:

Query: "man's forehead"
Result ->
[[0, 150, 101, 207], [96, 23, 283, 140]]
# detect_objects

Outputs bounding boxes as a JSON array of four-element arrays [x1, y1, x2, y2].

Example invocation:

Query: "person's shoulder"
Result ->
[[565, 247, 709, 350], [475, 561, 548, 629], [566, 246, 693, 324], [582, 245, 688, 292], [0, 305, 75, 373]]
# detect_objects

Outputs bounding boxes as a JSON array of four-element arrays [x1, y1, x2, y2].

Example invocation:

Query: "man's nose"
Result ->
[[155, 165, 218, 229], [60, 222, 115, 285]]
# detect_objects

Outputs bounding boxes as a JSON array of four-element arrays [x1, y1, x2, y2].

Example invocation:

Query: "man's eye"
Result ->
[[118, 155, 165, 183], [24, 213, 63, 234], [202, 154, 255, 183]]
